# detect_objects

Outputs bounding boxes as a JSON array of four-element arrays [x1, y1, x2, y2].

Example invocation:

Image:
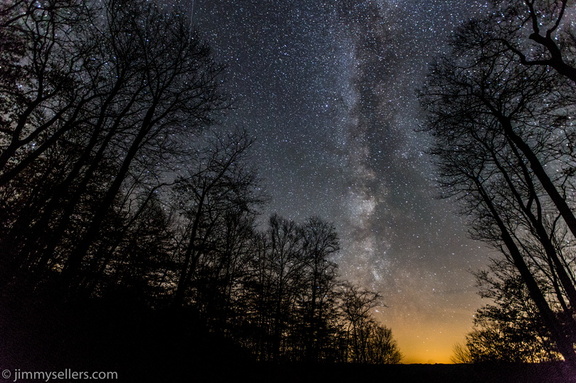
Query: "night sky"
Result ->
[[183, 0, 493, 363]]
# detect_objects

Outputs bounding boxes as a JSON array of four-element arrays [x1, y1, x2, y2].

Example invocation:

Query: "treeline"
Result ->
[[420, 0, 576, 366], [0, 0, 400, 365]]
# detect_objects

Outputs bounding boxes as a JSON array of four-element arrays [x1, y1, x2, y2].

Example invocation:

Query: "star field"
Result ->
[[187, 0, 493, 363]]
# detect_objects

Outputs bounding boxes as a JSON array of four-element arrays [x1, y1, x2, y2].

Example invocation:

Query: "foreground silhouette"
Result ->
[[1, 292, 574, 383]]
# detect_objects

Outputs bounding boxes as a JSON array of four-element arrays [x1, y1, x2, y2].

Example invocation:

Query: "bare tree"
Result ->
[[0, 0, 94, 181], [0, 0, 227, 297], [466, 260, 560, 363], [336, 282, 382, 363], [63, 0, 226, 284], [170, 130, 263, 307], [421, 16, 576, 365], [365, 323, 402, 364], [459, 0, 576, 84], [292, 217, 340, 362]]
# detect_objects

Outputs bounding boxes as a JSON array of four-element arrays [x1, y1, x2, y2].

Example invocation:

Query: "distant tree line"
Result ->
[[421, 0, 576, 366], [0, 0, 401, 364]]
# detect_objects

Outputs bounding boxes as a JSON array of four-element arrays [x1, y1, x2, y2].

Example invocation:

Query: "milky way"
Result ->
[[187, 0, 493, 363]]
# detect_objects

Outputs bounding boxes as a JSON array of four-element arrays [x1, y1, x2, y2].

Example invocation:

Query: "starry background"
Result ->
[[181, 0, 493, 363]]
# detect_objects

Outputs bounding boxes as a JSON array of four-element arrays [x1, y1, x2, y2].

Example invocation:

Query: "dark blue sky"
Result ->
[[185, 0, 491, 362]]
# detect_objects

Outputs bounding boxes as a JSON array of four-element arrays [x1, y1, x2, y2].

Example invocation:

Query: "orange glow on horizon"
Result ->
[[372, 282, 484, 365], [391, 321, 469, 364]]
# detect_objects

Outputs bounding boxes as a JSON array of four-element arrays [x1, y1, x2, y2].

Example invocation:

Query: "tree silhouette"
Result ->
[[422, 9, 576, 366], [481, 0, 576, 84], [465, 260, 560, 363], [0, 0, 226, 294], [297, 217, 340, 362], [170, 131, 262, 308], [337, 282, 382, 363]]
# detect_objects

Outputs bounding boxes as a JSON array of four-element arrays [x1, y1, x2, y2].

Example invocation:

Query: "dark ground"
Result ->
[[255, 363, 576, 383], [1, 294, 574, 383]]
